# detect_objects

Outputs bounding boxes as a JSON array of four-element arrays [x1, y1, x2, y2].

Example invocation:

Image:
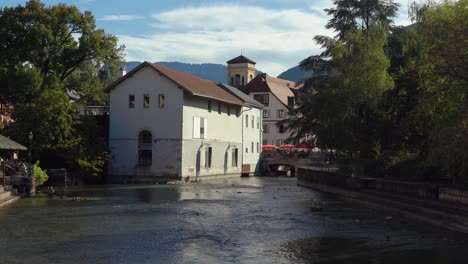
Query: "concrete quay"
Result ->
[[297, 168, 468, 233]]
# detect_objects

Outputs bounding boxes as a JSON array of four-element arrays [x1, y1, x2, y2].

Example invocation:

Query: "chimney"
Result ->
[[118, 66, 127, 77]]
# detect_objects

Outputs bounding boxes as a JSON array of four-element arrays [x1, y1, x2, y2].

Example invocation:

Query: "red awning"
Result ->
[[262, 145, 277, 150], [279, 144, 294, 149]]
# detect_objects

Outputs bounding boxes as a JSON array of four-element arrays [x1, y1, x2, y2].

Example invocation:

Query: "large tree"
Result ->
[[0, 0, 124, 177], [284, 25, 393, 159], [403, 0, 468, 184]]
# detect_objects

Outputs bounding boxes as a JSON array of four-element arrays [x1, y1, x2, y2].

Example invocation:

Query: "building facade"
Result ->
[[219, 84, 264, 174], [227, 56, 300, 146], [106, 62, 245, 183]]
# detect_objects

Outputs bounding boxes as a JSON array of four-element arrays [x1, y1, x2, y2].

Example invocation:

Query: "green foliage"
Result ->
[[34, 161, 48, 186], [5, 88, 80, 152], [0, 0, 123, 178], [325, 0, 400, 39], [287, 25, 393, 159], [403, 0, 468, 184]]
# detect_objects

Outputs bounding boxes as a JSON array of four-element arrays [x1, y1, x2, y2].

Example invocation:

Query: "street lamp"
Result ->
[[28, 131, 33, 196]]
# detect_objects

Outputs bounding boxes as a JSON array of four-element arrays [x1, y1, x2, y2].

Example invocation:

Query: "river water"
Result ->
[[0, 177, 467, 264]]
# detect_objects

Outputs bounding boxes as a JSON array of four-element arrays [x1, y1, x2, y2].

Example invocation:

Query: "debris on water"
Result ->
[[385, 216, 392, 220], [237, 191, 242, 194], [273, 196, 277, 199]]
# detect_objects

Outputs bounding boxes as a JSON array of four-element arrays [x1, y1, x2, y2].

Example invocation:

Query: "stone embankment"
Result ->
[[297, 168, 468, 233], [0, 186, 20, 207]]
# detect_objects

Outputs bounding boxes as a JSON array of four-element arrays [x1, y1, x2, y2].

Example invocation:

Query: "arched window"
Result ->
[[249, 74, 253, 82], [235, 74, 241, 86], [138, 130, 152, 166], [241, 76, 245, 85], [230, 76, 234, 86]]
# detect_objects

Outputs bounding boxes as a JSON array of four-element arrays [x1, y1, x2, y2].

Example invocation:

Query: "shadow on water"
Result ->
[[274, 235, 468, 264]]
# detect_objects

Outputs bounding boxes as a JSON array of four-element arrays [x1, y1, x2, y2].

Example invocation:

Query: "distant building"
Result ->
[[226, 55, 301, 147], [226, 55, 257, 87], [105, 62, 250, 182]]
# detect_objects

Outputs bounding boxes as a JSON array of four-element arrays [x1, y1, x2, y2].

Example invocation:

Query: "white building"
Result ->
[[226, 56, 300, 146], [105, 62, 247, 183], [218, 84, 264, 175]]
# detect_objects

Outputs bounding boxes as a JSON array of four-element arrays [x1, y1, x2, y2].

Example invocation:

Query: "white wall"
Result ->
[[250, 92, 290, 146], [181, 94, 243, 178], [241, 106, 262, 173], [108, 66, 184, 181]]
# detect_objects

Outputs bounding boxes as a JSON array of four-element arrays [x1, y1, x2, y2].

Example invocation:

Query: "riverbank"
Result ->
[[297, 168, 468, 233]]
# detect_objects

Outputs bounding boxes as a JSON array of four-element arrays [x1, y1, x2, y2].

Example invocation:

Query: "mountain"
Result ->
[[124, 61, 310, 84], [125, 61, 228, 84], [277, 65, 312, 83]]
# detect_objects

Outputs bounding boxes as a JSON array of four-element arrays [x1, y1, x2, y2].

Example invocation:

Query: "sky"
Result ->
[[1, 0, 413, 76]]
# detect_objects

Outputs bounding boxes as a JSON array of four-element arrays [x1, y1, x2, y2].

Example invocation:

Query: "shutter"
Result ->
[[193, 116, 200, 138], [204, 118, 208, 139]]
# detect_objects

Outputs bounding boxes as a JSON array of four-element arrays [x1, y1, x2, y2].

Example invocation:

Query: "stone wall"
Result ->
[[439, 187, 468, 205]]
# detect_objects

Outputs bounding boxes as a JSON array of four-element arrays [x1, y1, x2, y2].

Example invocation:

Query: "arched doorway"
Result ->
[[138, 130, 152, 166]]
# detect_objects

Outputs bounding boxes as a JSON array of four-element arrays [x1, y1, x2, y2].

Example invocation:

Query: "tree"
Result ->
[[284, 25, 393, 159], [0, 0, 124, 177], [0, 0, 124, 97], [325, 0, 400, 39], [403, 0, 468, 184]]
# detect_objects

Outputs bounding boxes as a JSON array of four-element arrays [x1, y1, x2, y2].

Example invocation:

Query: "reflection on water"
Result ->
[[0, 177, 467, 264]]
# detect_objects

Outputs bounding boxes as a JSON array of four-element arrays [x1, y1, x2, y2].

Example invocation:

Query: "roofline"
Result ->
[[217, 83, 264, 109], [105, 61, 243, 106]]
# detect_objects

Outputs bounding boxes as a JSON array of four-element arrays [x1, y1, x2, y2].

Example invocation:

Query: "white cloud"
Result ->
[[101, 15, 144, 21], [118, 5, 332, 76], [118, 1, 412, 76]]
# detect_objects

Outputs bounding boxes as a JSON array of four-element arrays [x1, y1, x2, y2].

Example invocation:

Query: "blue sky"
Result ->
[[1, 0, 412, 76]]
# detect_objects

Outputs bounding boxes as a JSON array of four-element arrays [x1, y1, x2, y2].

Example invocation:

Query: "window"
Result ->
[[208, 100, 212, 112], [193, 117, 208, 139], [245, 147, 248, 153], [251, 117, 254, 128], [263, 124, 269, 134], [159, 94, 165, 108], [257, 117, 260, 129], [254, 94, 269, 106], [218, 103, 222, 114], [278, 124, 285, 133], [277, 109, 285, 118], [138, 130, 152, 166], [263, 109, 270, 118], [143, 94, 150, 108], [129, 95, 135, 108], [246, 115, 249, 128], [257, 142, 259, 153], [251, 142, 254, 153], [235, 74, 241, 86], [205, 146, 212, 168], [227, 105, 231, 116], [276, 139, 283, 146], [241, 76, 245, 85], [236, 107, 240, 117], [231, 77, 234, 86], [232, 148, 238, 167], [249, 74, 253, 82]]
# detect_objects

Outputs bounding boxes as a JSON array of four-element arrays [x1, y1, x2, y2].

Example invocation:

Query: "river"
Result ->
[[0, 177, 467, 263]]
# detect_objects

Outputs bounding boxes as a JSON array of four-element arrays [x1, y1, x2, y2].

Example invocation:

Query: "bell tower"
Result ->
[[226, 55, 256, 87]]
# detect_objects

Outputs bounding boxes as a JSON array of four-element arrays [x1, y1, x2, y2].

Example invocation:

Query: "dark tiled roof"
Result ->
[[226, 55, 256, 65], [240, 73, 301, 106], [105, 62, 244, 106], [218, 84, 264, 109]]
